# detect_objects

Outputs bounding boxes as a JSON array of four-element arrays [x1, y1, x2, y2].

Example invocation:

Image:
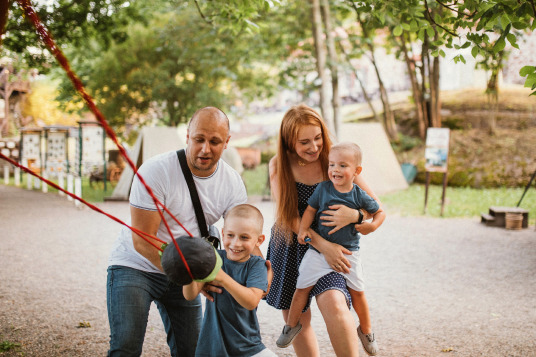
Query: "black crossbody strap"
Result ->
[[177, 149, 209, 238]]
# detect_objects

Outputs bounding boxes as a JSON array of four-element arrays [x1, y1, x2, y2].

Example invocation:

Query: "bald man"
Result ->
[[107, 107, 247, 357]]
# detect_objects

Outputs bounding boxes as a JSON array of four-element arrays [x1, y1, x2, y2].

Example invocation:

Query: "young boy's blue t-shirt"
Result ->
[[195, 250, 268, 357], [308, 180, 379, 251]]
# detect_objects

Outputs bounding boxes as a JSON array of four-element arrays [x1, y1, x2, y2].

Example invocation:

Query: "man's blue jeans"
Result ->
[[107, 265, 202, 357]]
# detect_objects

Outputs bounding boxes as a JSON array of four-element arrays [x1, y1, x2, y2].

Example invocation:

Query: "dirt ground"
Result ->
[[1, 184, 535, 356]]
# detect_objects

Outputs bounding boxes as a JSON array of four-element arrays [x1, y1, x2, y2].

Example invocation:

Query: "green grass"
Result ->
[[240, 165, 535, 225], [0, 339, 21, 352], [242, 163, 270, 197], [379, 184, 536, 225], [4, 166, 534, 227], [3, 174, 116, 202]]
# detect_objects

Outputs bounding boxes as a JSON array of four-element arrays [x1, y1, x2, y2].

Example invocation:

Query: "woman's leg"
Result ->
[[316, 289, 359, 357], [282, 308, 320, 357]]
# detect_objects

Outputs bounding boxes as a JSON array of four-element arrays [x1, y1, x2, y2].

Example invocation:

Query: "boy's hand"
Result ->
[[297, 232, 308, 245], [262, 260, 273, 298], [355, 221, 376, 235], [200, 282, 223, 302]]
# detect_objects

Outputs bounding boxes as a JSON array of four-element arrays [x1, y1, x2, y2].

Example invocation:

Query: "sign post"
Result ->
[[424, 128, 450, 216]]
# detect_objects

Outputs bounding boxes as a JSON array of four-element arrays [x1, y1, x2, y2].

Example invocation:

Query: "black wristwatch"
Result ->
[[356, 209, 364, 224]]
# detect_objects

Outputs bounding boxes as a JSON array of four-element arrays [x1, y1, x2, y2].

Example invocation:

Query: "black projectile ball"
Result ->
[[161, 236, 219, 286]]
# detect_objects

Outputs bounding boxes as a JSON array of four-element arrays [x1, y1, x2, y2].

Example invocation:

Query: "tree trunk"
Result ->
[[421, 38, 431, 128], [401, 34, 426, 139], [337, 41, 377, 120], [320, 0, 341, 137], [429, 53, 441, 127], [0, 0, 9, 48], [355, 14, 397, 140], [310, 0, 334, 133], [486, 50, 504, 135]]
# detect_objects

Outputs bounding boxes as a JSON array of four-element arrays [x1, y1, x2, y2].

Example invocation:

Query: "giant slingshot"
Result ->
[[0, 0, 221, 285]]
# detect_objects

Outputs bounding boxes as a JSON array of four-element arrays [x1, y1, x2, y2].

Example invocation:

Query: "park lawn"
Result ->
[[380, 184, 536, 225], [4, 174, 116, 203], [242, 164, 535, 225], [5, 165, 534, 226]]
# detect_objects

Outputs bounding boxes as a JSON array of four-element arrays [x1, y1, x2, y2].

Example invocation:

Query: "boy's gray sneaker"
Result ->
[[276, 323, 302, 348], [357, 325, 378, 356]]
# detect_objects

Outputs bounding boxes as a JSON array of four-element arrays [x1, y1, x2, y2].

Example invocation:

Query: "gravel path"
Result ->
[[1, 184, 535, 356]]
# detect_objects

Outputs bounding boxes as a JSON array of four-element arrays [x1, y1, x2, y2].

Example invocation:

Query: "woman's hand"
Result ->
[[321, 240, 352, 274], [319, 204, 362, 235], [309, 229, 352, 274]]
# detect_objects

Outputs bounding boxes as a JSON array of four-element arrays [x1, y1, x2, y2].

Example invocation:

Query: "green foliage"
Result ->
[[4, 0, 143, 72], [242, 163, 270, 196], [391, 133, 423, 153], [519, 65, 536, 96], [65, 8, 276, 130], [260, 151, 275, 164], [0, 339, 21, 352]]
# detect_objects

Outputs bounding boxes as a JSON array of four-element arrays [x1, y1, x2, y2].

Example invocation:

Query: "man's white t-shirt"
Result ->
[[108, 150, 248, 274]]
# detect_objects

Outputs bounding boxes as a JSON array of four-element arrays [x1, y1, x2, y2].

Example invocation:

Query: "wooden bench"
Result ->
[[481, 206, 529, 228]]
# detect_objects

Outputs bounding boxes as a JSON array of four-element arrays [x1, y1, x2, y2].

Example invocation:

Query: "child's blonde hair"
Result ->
[[331, 142, 362, 166], [225, 204, 264, 233]]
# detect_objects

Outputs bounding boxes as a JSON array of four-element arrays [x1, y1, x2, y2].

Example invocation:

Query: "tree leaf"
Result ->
[[524, 73, 536, 88], [519, 66, 536, 77], [393, 25, 403, 37], [493, 38, 506, 53], [506, 33, 518, 49], [511, 22, 527, 30], [439, 49, 445, 58], [471, 46, 479, 58]]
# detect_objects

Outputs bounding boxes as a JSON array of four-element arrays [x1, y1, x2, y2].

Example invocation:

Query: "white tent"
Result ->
[[338, 122, 408, 195], [107, 126, 244, 201], [107, 127, 186, 201]]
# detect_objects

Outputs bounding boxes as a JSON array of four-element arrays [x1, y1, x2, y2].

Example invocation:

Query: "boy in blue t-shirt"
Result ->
[[183, 204, 276, 357], [276, 142, 386, 356]]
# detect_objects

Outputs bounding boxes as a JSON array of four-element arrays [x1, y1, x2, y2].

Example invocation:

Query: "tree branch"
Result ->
[[194, 0, 213, 24], [434, 0, 477, 18], [424, 0, 458, 38], [528, 0, 536, 18]]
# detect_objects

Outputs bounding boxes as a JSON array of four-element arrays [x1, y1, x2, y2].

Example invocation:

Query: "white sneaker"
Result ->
[[357, 325, 378, 356], [276, 323, 302, 348]]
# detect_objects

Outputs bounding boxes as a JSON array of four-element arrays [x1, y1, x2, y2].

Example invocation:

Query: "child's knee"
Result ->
[[350, 289, 366, 298]]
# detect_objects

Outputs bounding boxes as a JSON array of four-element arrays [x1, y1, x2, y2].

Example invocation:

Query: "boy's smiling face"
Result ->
[[222, 215, 265, 262], [328, 148, 362, 192]]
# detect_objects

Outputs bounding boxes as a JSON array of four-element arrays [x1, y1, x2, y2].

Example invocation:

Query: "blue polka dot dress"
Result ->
[[266, 182, 351, 311]]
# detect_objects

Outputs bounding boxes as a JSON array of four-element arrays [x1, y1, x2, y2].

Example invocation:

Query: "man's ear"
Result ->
[[224, 135, 230, 149], [256, 234, 266, 246], [355, 166, 363, 175]]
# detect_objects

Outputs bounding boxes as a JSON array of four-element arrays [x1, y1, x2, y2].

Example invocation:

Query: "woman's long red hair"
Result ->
[[273, 104, 332, 244]]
